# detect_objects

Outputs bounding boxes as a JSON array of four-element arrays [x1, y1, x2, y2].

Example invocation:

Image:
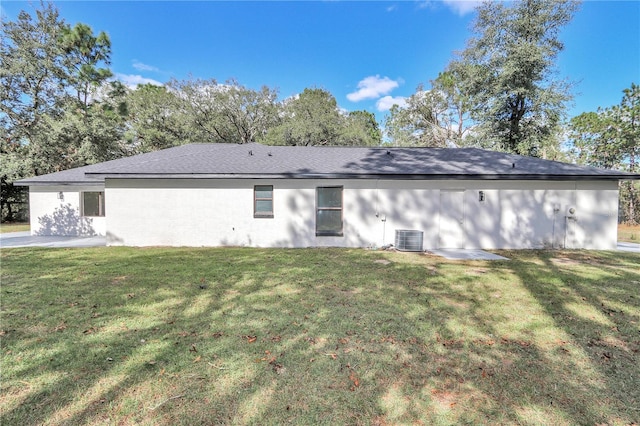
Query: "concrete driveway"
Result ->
[[0, 231, 106, 248], [617, 242, 640, 253]]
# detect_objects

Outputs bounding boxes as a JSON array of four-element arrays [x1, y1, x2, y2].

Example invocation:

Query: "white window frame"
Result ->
[[316, 186, 343, 237], [254, 185, 274, 218], [81, 191, 105, 217]]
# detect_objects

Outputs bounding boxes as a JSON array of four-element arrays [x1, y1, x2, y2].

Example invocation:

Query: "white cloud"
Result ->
[[416, 1, 434, 10], [116, 73, 163, 88], [386, 4, 397, 12], [376, 96, 408, 111], [417, 0, 479, 16], [442, 0, 481, 16], [347, 75, 401, 102], [132, 60, 160, 72]]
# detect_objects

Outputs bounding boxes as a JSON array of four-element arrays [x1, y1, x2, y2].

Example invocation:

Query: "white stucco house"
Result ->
[[15, 143, 640, 250]]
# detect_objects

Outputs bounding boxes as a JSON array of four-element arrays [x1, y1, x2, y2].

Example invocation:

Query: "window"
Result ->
[[81, 192, 105, 217], [316, 186, 343, 236], [254, 185, 273, 218]]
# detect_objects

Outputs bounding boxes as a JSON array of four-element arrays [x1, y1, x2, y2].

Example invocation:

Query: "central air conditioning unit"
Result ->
[[395, 230, 424, 252]]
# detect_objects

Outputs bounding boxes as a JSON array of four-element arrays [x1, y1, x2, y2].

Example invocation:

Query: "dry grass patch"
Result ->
[[0, 222, 29, 233], [1, 247, 639, 425], [619, 223, 640, 243]]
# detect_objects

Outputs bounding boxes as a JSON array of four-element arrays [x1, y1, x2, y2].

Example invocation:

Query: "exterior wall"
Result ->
[[105, 178, 619, 250], [28, 186, 106, 236], [461, 180, 618, 250]]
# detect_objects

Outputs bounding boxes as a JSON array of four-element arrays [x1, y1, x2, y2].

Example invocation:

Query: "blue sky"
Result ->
[[2, 1, 639, 122]]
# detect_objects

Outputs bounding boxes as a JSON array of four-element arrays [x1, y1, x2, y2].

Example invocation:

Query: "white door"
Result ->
[[440, 190, 465, 248]]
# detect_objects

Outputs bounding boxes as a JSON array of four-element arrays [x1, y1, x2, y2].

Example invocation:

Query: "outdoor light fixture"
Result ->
[[479, 191, 485, 202], [57, 191, 64, 200]]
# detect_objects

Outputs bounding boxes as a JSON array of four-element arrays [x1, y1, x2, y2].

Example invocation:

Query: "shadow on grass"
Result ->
[[498, 250, 640, 423], [1, 248, 638, 425]]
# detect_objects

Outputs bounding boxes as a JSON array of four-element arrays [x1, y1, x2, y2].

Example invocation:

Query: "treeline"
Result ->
[[0, 4, 381, 221], [129, 81, 382, 150], [569, 84, 640, 223], [1, 1, 638, 223]]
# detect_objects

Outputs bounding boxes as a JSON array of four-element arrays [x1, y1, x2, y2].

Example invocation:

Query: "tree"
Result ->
[[384, 85, 452, 147], [42, 81, 130, 169], [0, 3, 67, 221], [385, 89, 439, 147], [0, 3, 123, 221], [59, 22, 113, 111], [261, 88, 339, 146], [262, 88, 381, 146], [569, 111, 618, 168], [452, 0, 579, 157], [569, 83, 640, 223], [384, 69, 473, 148], [170, 78, 280, 144], [430, 69, 474, 145], [340, 110, 382, 146], [0, 126, 30, 222], [126, 84, 192, 152], [1, 3, 118, 171], [53, 22, 120, 166], [0, 2, 67, 143]]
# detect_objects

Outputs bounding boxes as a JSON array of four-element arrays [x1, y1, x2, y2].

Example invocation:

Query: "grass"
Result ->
[[1, 247, 639, 425], [0, 222, 29, 234], [619, 223, 640, 243], [1, 222, 637, 241]]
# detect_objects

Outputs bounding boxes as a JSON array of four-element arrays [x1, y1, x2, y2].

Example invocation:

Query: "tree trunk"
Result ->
[[627, 181, 638, 225]]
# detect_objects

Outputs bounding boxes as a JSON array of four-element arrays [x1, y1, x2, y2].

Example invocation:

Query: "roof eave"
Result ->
[[82, 172, 637, 181], [14, 180, 105, 187]]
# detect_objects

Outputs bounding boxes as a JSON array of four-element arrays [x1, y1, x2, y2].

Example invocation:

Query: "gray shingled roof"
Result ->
[[15, 142, 639, 185]]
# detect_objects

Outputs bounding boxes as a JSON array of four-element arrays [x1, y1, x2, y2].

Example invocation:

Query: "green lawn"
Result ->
[[0, 222, 29, 234], [1, 247, 638, 425]]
